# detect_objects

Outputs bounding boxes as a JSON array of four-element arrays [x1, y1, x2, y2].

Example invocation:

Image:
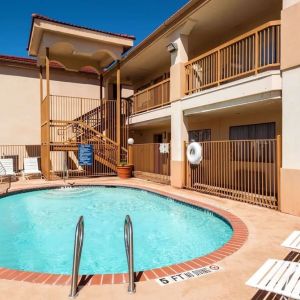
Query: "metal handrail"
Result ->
[[69, 216, 84, 298], [124, 215, 136, 293]]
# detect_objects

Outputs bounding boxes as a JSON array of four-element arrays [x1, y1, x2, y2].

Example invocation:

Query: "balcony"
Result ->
[[185, 21, 281, 96], [132, 79, 170, 115]]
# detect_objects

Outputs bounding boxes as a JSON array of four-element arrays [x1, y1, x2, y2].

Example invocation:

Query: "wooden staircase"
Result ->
[[45, 95, 131, 179], [52, 119, 119, 173]]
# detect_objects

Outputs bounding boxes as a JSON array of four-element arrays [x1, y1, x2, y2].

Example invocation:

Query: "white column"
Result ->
[[281, 0, 300, 216], [169, 34, 189, 187]]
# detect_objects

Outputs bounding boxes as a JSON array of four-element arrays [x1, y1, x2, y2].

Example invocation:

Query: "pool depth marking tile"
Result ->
[[155, 264, 222, 286]]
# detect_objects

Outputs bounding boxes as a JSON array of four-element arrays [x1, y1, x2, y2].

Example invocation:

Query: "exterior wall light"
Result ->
[[167, 42, 178, 53], [128, 138, 134, 145]]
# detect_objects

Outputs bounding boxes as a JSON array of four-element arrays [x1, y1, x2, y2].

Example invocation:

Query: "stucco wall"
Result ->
[[0, 62, 101, 145], [131, 107, 281, 145], [186, 108, 282, 141], [130, 126, 171, 144], [281, 1, 300, 70]]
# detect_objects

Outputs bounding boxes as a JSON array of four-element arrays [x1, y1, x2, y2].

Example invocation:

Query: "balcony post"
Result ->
[[46, 48, 50, 98], [217, 49, 221, 85], [116, 62, 121, 164], [39, 66, 43, 103], [255, 32, 259, 74], [43, 48, 51, 180], [280, 0, 300, 217]]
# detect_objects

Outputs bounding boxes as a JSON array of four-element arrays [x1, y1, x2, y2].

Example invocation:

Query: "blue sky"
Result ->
[[0, 0, 187, 57]]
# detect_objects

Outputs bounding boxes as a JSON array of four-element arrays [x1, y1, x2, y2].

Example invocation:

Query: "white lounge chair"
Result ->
[[282, 231, 300, 251], [22, 157, 42, 179], [246, 259, 300, 299], [0, 158, 16, 176], [0, 161, 6, 177]]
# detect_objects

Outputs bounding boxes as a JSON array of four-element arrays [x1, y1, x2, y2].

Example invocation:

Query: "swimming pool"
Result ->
[[0, 186, 233, 275]]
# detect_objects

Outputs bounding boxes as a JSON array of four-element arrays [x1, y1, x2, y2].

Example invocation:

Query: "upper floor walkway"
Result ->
[[130, 21, 281, 123]]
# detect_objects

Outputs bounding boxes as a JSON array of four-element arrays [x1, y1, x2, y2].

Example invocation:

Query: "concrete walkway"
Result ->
[[0, 177, 300, 300]]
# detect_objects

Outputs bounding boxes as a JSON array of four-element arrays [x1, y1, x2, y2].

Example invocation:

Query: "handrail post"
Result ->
[[124, 215, 136, 293], [64, 151, 69, 182], [276, 135, 282, 211], [69, 216, 84, 298]]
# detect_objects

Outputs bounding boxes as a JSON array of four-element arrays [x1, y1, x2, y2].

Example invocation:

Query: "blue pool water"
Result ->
[[0, 187, 233, 274]]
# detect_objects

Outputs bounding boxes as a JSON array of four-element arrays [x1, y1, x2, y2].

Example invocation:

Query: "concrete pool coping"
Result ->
[[1, 177, 300, 300], [0, 182, 248, 286]]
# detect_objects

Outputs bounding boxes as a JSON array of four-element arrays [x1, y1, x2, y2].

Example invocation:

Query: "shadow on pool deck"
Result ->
[[78, 275, 93, 290], [77, 271, 145, 294]]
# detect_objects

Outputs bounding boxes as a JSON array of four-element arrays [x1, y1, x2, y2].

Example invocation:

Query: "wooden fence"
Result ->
[[185, 21, 281, 95], [132, 143, 171, 184], [132, 79, 170, 114], [185, 138, 281, 209]]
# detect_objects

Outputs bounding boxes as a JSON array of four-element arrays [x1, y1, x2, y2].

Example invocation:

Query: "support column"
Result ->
[[39, 66, 43, 103], [280, 0, 300, 216], [46, 48, 50, 98], [170, 34, 189, 188], [116, 62, 121, 164], [39, 66, 44, 175], [44, 48, 51, 179], [99, 74, 103, 132], [128, 144, 133, 165]]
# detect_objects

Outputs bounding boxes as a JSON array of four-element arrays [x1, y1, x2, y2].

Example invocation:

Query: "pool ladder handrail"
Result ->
[[124, 215, 136, 293], [69, 216, 84, 298]]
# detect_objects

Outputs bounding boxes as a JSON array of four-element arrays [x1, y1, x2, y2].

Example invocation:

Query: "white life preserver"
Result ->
[[186, 142, 203, 165]]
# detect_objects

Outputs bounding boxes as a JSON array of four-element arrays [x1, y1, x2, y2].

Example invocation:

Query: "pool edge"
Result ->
[[0, 183, 248, 285]]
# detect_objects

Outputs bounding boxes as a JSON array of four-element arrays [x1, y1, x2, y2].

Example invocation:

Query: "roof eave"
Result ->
[[104, 0, 210, 76]]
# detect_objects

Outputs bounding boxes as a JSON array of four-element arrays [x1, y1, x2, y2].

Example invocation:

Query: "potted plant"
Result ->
[[116, 160, 133, 179]]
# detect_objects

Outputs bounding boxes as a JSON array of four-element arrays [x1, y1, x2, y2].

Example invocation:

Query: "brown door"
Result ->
[[153, 134, 163, 174]]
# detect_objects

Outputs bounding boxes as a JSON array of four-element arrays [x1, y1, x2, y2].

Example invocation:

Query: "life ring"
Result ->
[[186, 142, 203, 165]]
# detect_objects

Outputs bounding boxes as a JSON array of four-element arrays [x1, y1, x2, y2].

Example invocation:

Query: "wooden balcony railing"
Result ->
[[132, 79, 170, 114], [185, 21, 281, 95]]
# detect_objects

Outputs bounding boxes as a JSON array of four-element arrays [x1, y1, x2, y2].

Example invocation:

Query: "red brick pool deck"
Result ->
[[0, 182, 248, 286], [0, 177, 299, 300]]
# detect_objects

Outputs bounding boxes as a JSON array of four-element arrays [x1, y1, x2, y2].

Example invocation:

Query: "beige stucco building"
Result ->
[[1, 0, 300, 217]]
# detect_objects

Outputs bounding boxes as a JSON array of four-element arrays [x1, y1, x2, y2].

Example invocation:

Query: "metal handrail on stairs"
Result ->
[[124, 215, 136, 293], [69, 216, 84, 298]]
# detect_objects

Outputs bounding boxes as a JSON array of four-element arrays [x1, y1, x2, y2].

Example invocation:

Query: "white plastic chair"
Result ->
[[0, 158, 16, 176], [22, 157, 42, 179], [282, 231, 300, 251]]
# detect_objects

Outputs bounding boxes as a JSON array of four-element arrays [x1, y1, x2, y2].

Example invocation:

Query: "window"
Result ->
[[229, 122, 275, 140], [229, 123, 276, 162], [188, 129, 211, 142]]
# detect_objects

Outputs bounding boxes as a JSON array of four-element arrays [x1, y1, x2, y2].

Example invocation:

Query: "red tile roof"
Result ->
[[27, 14, 135, 51], [0, 54, 98, 74], [0, 54, 36, 65]]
